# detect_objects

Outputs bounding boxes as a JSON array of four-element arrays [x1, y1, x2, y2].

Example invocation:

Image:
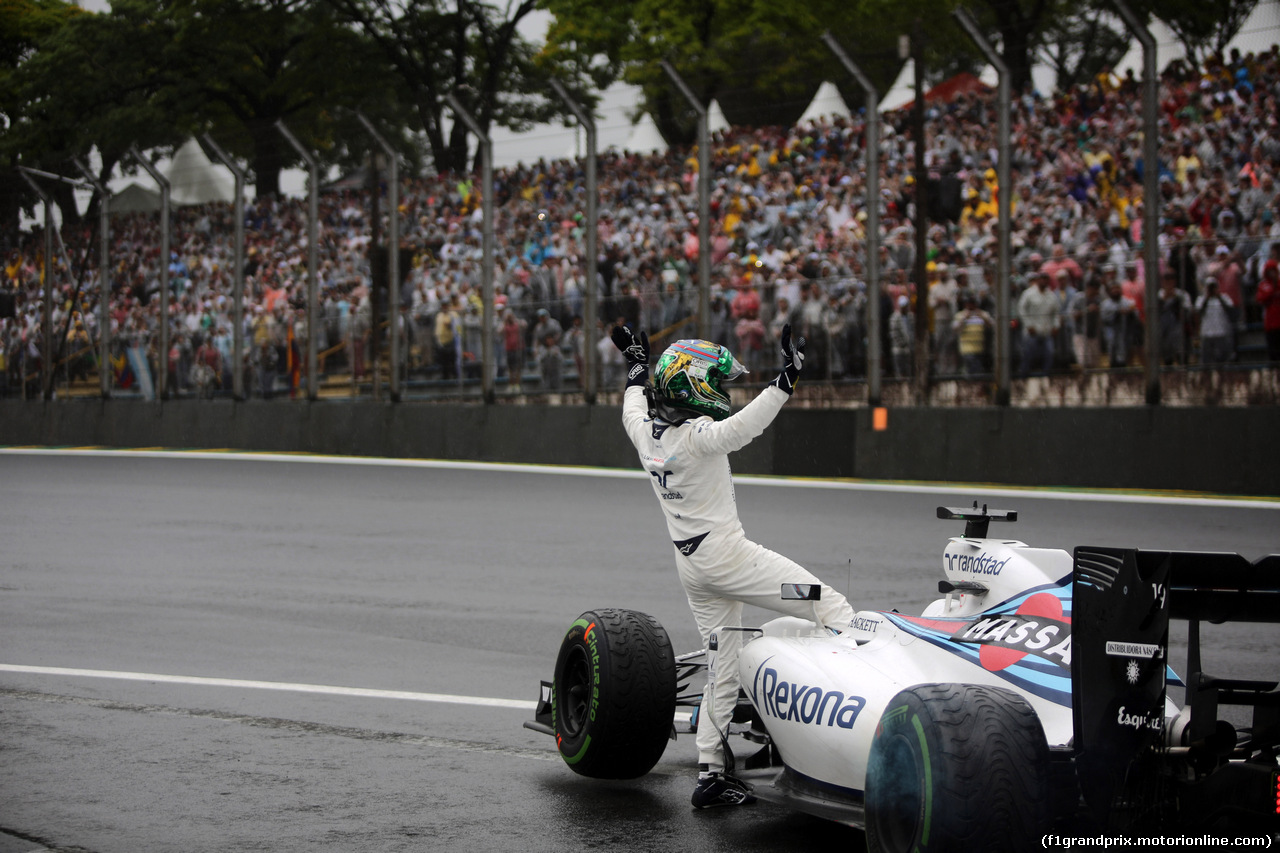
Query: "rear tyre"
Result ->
[[865, 683, 1051, 853], [552, 608, 677, 779]]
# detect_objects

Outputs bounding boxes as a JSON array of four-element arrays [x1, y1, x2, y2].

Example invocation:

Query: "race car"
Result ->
[[525, 504, 1280, 849]]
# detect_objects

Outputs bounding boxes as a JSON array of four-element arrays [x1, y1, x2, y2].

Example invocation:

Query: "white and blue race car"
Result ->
[[527, 505, 1280, 849]]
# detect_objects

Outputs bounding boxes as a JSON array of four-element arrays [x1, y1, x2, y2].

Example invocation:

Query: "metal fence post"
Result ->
[[357, 113, 402, 402], [952, 9, 1013, 406], [276, 122, 320, 402], [73, 159, 112, 399], [549, 79, 599, 403], [201, 135, 248, 401], [129, 148, 172, 400], [1113, 0, 1162, 406], [445, 94, 495, 403], [661, 61, 712, 342], [16, 168, 55, 400], [822, 33, 883, 406]]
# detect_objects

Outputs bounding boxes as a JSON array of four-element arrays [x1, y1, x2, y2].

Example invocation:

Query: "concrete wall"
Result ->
[[849, 407, 1279, 496], [2, 400, 1276, 497]]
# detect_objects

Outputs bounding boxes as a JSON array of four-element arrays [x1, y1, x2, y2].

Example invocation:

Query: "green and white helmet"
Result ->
[[651, 339, 747, 421]]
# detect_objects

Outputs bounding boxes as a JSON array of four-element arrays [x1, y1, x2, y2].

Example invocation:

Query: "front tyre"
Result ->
[[865, 683, 1051, 853], [552, 608, 677, 779]]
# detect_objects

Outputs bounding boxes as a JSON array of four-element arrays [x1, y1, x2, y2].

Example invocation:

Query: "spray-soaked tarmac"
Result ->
[[1, 450, 1275, 852]]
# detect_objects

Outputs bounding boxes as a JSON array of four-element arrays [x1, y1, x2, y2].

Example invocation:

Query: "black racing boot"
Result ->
[[691, 772, 756, 809]]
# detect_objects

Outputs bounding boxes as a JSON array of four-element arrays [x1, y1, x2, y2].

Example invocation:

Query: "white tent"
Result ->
[[800, 81, 853, 123], [708, 99, 730, 134], [879, 59, 916, 113], [167, 138, 236, 206], [623, 112, 667, 155], [109, 182, 161, 214]]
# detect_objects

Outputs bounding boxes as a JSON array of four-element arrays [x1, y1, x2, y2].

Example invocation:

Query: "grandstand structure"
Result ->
[[5, 22, 1280, 408]]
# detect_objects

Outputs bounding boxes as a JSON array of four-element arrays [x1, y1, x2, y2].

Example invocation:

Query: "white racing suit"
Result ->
[[621, 384, 855, 772]]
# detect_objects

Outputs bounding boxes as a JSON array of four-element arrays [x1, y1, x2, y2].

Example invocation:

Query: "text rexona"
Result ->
[[752, 665, 866, 729]]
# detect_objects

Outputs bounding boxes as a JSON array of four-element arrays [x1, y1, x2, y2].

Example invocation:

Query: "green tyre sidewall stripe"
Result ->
[[562, 734, 592, 764], [912, 712, 932, 849], [554, 617, 599, 764]]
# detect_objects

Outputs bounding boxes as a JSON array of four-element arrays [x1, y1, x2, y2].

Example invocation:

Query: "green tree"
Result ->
[[1036, 1, 1130, 93], [4, 0, 399, 213], [1147, 0, 1259, 68], [963, 0, 1059, 94], [327, 0, 561, 174], [539, 0, 981, 145], [7, 0, 193, 220], [0, 0, 90, 231], [156, 0, 400, 196]]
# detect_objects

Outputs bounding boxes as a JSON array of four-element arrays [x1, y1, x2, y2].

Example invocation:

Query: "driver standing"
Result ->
[[611, 324, 856, 809]]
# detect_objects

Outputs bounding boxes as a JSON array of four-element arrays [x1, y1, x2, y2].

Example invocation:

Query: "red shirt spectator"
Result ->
[[1040, 245, 1082, 289], [1208, 246, 1244, 306], [1257, 259, 1280, 361], [730, 285, 760, 320], [1121, 269, 1146, 322]]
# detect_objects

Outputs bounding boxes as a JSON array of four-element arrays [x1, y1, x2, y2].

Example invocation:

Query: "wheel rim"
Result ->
[[561, 644, 591, 738], [873, 734, 924, 852]]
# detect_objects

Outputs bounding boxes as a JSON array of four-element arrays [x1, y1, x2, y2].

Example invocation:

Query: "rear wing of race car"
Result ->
[[1071, 546, 1280, 830], [936, 502, 1017, 539]]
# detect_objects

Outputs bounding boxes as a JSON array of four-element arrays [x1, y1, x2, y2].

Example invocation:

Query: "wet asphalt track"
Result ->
[[1, 450, 1277, 853]]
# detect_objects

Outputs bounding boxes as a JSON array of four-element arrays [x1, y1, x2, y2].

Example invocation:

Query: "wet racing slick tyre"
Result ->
[[865, 683, 1051, 853], [551, 608, 677, 779]]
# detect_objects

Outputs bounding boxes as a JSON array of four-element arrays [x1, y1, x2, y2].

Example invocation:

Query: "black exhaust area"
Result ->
[[1072, 547, 1171, 828], [1071, 547, 1280, 832]]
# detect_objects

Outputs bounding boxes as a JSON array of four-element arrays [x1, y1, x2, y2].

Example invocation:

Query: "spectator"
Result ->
[[192, 333, 222, 398], [768, 296, 794, 363], [930, 263, 959, 375], [1068, 279, 1104, 369], [1040, 244, 1082, 289], [1156, 271, 1193, 365], [821, 292, 848, 378], [1208, 243, 1244, 307], [952, 292, 994, 376], [734, 307, 767, 375], [1017, 271, 1060, 375], [531, 308, 563, 354], [596, 319, 624, 390], [461, 302, 484, 379], [889, 295, 913, 378], [1194, 277, 1236, 365], [537, 331, 564, 391], [435, 297, 459, 381], [1100, 281, 1138, 368], [563, 315, 587, 385], [501, 310, 527, 387], [1256, 258, 1280, 362], [8, 42, 1280, 391]]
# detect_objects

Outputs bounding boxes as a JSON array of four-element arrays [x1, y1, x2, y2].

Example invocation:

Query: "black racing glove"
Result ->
[[611, 324, 650, 388], [769, 323, 804, 395]]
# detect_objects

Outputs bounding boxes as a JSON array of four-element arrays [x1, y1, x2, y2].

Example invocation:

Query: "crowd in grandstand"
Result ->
[[4, 43, 1280, 398]]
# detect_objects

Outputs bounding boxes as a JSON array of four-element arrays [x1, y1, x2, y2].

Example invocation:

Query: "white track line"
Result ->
[[0, 664, 536, 711], [2, 446, 1277, 508]]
